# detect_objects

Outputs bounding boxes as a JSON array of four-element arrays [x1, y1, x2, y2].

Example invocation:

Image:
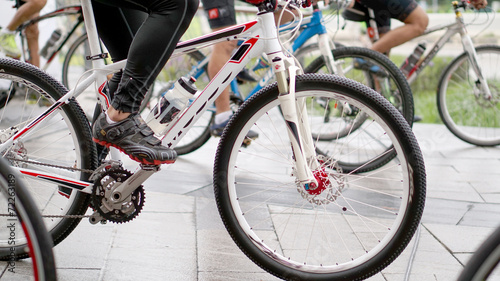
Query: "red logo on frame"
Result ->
[[208, 8, 219, 19]]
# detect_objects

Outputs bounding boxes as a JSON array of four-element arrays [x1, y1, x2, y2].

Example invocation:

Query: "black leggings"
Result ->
[[92, 0, 199, 113]]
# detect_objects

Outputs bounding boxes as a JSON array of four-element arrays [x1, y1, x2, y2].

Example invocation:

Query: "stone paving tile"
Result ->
[[426, 180, 483, 202], [53, 222, 114, 269], [102, 248, 196, 281], [373, 226, 463, 281], [459, 204, 500, 228], [422, 198, 472, 225], [198, 271, 281, 281], [195, 197, 225, 230], [424, 224, 496, 253], [197, 229, 265, 273], [56, 269, 101, 281], [142, 192, 195, 214], [110, 212, 196, 250]]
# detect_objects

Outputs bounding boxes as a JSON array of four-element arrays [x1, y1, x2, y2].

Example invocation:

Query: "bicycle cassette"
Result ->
[[91, 168, 145, 223]]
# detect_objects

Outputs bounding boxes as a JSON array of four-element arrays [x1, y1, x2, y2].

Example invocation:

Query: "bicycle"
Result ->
[[0, 0, 426, 279], [12, 1, 86, 77], [0, 157, 57, 280], [151, 2, 414, 159], [342, 0, 500, 146], [457, 225, 500, 281]]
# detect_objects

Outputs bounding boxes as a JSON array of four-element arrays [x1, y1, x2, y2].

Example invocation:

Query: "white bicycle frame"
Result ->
[[4, 0, 320, 201]]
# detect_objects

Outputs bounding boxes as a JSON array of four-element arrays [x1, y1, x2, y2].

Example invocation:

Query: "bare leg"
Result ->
[[371, 6, 428, 54], [107, 107, 130, 122], [210, 32, 237, 115], [24, 20, 40, 67], [6, 0, 47, 31]]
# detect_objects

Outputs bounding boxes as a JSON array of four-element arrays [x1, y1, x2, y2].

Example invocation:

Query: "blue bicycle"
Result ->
[[148, 3, 413, 161]]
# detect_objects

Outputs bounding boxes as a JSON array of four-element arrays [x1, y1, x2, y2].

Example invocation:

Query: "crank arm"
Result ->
[[108, 165, 160, 203]]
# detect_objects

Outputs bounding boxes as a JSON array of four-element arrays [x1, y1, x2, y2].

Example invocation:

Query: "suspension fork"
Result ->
[[458, 20, 492, 99], [317, 33, 343, 75], [461, 35, 492, 99], [273, 54, 319, 189]]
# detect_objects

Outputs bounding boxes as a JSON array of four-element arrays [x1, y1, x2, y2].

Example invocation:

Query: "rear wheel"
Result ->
[[0, 59, 97, 259]]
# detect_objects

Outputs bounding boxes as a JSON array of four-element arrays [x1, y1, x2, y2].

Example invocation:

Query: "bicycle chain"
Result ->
[[0, 213, 90, 218], [3, 157, 95, 219], [4, 157, 95, 174]]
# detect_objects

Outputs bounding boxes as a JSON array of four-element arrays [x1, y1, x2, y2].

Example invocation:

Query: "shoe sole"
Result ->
[[93, 138, 176, 165]]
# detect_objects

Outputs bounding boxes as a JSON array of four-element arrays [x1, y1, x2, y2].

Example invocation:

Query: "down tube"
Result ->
[[162, 36, 266, 147]]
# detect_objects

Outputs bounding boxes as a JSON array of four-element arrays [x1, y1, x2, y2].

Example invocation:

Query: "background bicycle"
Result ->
[[339, 0, 500, 146], [150, 2, 414, 157]]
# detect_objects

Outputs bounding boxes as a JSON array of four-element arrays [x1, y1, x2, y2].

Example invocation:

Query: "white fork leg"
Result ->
[[274, 55, 318, 188], [461, 33, 492, 99]]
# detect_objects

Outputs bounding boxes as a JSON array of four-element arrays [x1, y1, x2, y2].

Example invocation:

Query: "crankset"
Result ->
[[90, 166, 145, 224]]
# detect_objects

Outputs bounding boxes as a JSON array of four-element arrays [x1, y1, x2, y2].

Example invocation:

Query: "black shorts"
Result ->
[[200, 0, 236, 29], [15, 0, 27, 8], [351, 0, 419, 34]]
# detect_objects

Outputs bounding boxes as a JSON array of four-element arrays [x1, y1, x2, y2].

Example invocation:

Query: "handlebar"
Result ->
[[454, 0, 487, 11], [242, 0, 312, 12]]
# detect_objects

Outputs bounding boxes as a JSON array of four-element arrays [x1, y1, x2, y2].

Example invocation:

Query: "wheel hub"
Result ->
[[296, 157, 345, 205]]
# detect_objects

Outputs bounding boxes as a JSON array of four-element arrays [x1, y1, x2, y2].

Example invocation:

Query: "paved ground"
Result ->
[[1, 122, 499, 281]]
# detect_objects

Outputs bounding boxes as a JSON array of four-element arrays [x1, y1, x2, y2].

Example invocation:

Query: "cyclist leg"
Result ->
[[200, 0, 237, 135], [24, 18, 41, 66], [200, 0, 291, 137], [359, 0, 428, 55], [93, 1, 147, 95], [0, 0, 46, 59], [92, 0, 199, 164]]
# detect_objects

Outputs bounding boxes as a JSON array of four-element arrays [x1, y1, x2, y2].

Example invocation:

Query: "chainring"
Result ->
[[91, 168, 145, 223]]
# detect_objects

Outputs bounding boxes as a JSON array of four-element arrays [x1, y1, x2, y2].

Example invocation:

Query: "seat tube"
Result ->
[[80, 0, 105, 70]]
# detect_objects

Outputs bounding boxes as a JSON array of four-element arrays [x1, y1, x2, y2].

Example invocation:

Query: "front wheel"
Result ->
[[213, 74, 426, 280], [437, 45, 500, 146]]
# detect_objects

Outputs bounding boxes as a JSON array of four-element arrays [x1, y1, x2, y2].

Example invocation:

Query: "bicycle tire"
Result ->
[[0, 157, 57, 280], [457, 225, 500, 281], [293, 41, 345, 67], [213, 73, 426, 280], [304, 46, 414, 173], [437, 44, 500, 146], [0, 58, 97, 259]]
